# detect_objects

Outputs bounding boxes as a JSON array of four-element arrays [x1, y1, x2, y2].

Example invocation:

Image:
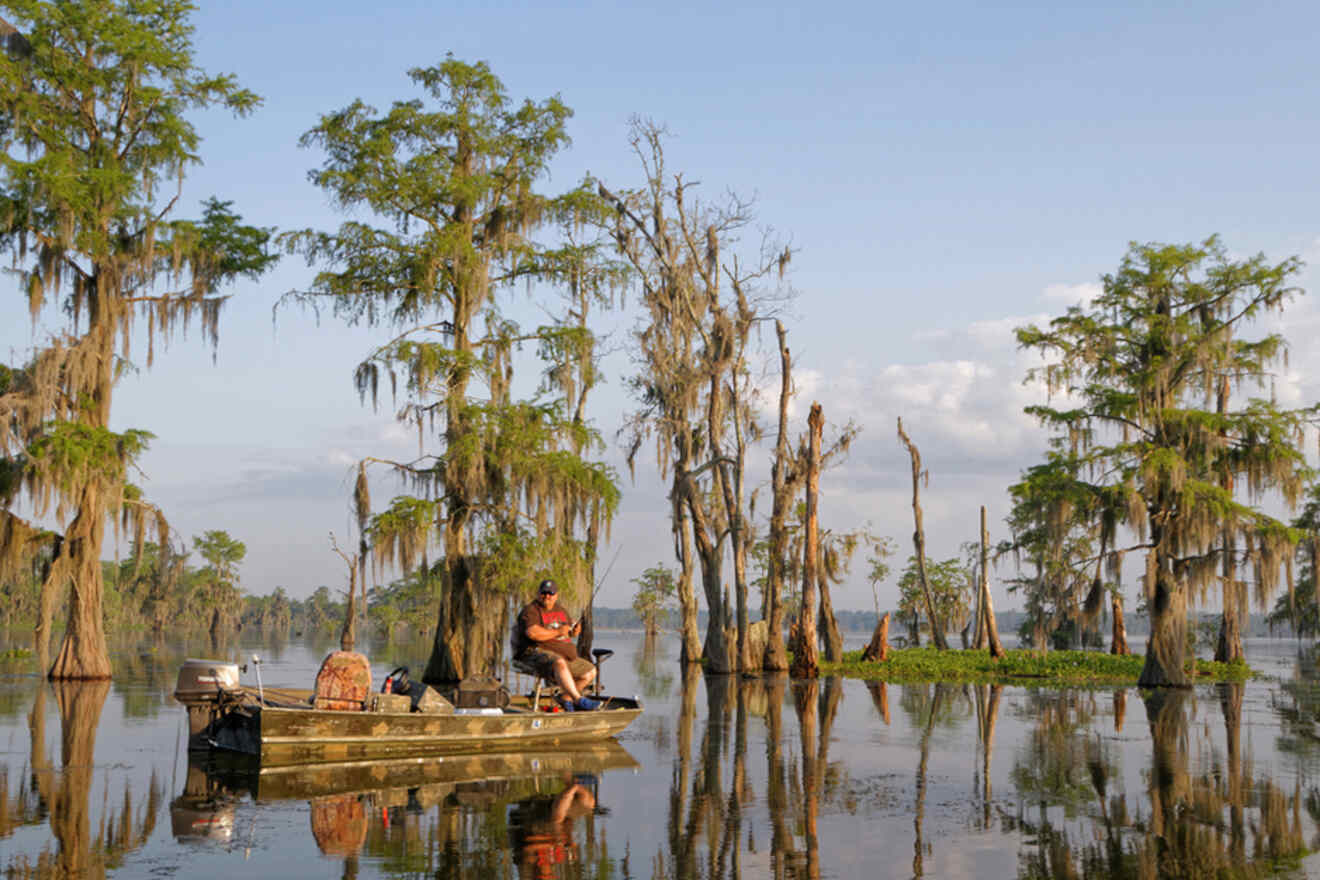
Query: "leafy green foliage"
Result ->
[[368, 569, 437, 636], [191, 529, 244, 632], [824, 646, 1251, 685], [1015, 237, 1318, 684], [1001, 448, 1112, 650], [631, 563, 677, 634], [897, 555, 972, 637], [1266, 484, 1320, 638], [0, 0, 274, 675], [866, 535, 896, 614], [26, 423, 153, 492], [286, 57, 620, 679]]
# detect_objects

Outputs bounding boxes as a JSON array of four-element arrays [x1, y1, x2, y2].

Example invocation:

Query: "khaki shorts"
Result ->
[[518, 647, 594, 681]]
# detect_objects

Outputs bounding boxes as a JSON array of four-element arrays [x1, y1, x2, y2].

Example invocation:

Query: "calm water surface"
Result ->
[[4, 632, 1320, 879]]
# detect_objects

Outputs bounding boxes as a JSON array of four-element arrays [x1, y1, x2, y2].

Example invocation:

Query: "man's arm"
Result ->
[[525, 621, 562, 642], [525, 611, 580, 643]]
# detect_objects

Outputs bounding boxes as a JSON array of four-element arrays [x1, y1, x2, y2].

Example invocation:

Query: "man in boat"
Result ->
[[513, 579, 600, 711]]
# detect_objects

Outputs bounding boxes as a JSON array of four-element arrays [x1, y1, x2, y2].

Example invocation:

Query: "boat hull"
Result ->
[[205, 697, 643, 766]]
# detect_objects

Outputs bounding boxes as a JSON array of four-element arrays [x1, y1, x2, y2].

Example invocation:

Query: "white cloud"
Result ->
[[1041, 281, 1102, 307], [966, 314, 1043, 350], [1300, 236, 1320, 265], [378, 419, 415, 446], [806, 319, 1055, 473], [326, 449, 356, 466]]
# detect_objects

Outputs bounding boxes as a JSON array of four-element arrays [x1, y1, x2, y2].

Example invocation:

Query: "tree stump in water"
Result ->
[[744, 620, 769, 674], [861, 612, 890, 662]]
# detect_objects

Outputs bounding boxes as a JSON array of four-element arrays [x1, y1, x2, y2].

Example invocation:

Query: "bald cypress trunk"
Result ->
[[763, 322, 797, 672], [675, 482, 704, 666], [861, 612, 890, 662], [1214, 529, 1243, 663], [424, 556, 508, 683], [980, 506, 1004, 659], [817, 568, 843, 663], [48, 483, 112, 680], [1138, 552, 1189, 687], [1214, 378, 1244, 664], [791, 404, 823, 679], [47, 287, 116, 681]]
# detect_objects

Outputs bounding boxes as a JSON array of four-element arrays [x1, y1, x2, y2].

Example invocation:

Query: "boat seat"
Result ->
[[511, 656, 560, 710], [312, 650, 372, 711], [513, 647, 616, 703]]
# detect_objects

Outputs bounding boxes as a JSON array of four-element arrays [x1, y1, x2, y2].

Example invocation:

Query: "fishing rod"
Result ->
[[575, 545, 623, 630]]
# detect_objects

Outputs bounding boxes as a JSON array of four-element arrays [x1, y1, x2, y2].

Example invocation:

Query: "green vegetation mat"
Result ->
[[822, 647, 1254, 685]]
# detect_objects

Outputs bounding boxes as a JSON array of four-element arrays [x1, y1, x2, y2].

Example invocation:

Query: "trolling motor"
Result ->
[[381, 666, 410, 694]]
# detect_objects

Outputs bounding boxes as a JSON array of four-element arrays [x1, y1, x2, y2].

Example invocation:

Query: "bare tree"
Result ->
[[329, 532, 361, 652], [978, 506, 1004, 658], [897, 418, 948, 650], [762, 321, 803, 671], [603, 120, 787, 672]]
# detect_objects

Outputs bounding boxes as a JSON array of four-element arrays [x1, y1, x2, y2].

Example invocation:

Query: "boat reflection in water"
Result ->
[[172, 742, 639, 877]]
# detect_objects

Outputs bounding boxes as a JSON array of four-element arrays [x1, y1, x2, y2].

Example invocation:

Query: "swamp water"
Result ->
[[3, 633, 1320, 879]]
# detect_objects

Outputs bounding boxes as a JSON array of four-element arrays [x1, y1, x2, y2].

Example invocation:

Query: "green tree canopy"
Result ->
[[630, 563, 676, 636], [192, 529, 245, 637], [1016, 237, 1317, 686], [1001, 451, 1112, 650], [0, 0, 274, 678], [286, 57, 619, 682], [897, 555, 972, 639]]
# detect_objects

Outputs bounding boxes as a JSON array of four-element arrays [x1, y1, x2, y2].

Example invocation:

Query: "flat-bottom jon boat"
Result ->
[[174, 658, 643, 767]]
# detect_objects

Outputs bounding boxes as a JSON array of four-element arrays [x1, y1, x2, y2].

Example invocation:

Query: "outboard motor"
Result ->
[[174, 659, 240, 747]]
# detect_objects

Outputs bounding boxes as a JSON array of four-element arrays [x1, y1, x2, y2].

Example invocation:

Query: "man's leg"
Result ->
[[573, 665, 596, 695], [553, 657, 583, 701]]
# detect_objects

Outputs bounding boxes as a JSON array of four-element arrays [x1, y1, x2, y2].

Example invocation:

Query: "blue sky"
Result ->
[[5, 0, 1320, 613]]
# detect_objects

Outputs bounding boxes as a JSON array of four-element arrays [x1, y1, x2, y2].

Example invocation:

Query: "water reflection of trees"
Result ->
[[633, 631, 675, 702], [648, 672, 853, 880], [1271, 644, 1320, 779], [3, 681, 164, 878], [1013, 686, 1306, 879], [1009, 690, 1111, 815]]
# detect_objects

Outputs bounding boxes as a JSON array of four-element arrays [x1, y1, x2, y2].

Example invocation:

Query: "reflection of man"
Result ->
[[508, 780, 596, 879], [512, 579, 599, 711]]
